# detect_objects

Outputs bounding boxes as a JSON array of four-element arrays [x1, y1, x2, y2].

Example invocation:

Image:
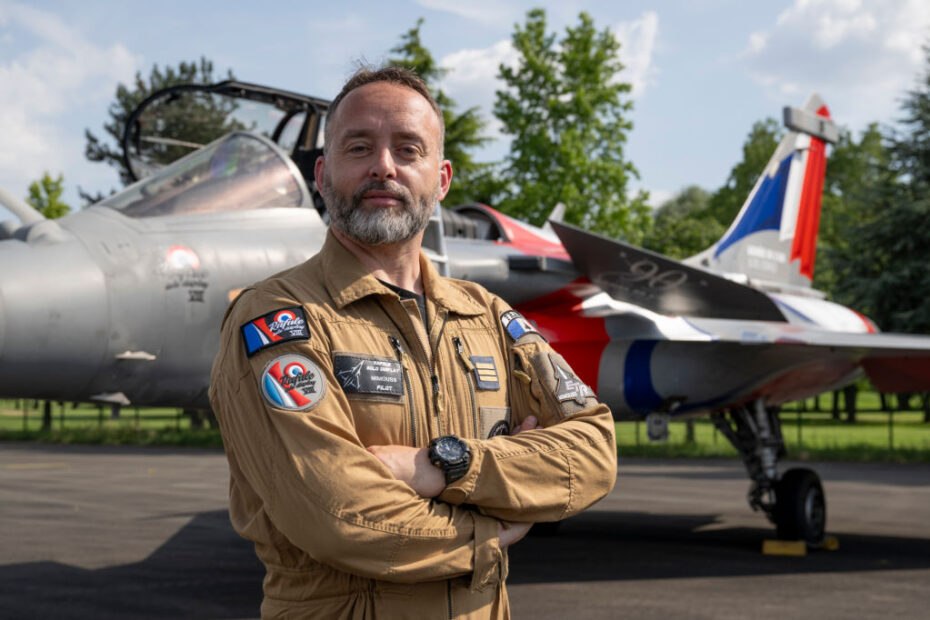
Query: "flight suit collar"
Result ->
[[320, 229, 485, 317]]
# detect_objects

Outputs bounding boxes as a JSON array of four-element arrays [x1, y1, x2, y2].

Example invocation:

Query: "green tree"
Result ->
[[642, 186, 724, 259], [83, 57, 237, 201], [706, 118, 783, 227], [388, 18, 492, 206], [492, 9, 649, 241], [826, 47, 930, 333], [26, 172, 71, 219]]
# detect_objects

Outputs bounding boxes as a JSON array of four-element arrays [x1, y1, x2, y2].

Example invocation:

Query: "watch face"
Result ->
[[435, 437, 465, 461]]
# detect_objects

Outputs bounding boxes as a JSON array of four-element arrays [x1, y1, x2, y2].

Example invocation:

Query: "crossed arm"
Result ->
[[367, 415, 541, 547]]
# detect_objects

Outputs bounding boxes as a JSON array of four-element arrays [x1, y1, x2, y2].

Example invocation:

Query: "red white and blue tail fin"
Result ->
[[685, 94, 837, 292]]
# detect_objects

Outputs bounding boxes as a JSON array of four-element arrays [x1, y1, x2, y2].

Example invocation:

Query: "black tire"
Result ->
[[774, 468, 826, 547]]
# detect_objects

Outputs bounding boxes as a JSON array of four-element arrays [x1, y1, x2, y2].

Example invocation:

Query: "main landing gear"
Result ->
[[711, 399, 826, 547]]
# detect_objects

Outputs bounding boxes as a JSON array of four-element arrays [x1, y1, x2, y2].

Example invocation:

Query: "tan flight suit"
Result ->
[[209, 231, 617, 619]]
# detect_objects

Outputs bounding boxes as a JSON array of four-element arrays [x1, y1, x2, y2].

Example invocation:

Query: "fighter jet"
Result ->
[[2, 82, 929, 546]]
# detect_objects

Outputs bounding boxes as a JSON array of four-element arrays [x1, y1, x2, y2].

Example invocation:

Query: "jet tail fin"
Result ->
[[684, 94, 837, 291]]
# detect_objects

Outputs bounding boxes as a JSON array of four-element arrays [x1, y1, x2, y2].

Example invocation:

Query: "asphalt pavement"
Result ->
[[1, 442, 928, 619]]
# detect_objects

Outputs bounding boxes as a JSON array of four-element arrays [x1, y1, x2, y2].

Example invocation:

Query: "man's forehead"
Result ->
[[330, 82, 439, 138]]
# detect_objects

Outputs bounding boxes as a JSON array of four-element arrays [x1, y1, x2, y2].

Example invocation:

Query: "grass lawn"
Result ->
[[2, 394, 929, 461]]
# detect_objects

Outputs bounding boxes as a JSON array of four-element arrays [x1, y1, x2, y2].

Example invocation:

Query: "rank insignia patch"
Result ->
[[241, 306, 310, 356], [500, 310, 544, 342], [260, 353, 326, 411], [333, 354, 404, 397], [470, 356, 500, 390]]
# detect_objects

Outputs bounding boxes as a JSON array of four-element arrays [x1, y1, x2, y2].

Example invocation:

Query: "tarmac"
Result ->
[[1, 442, 928, 619]]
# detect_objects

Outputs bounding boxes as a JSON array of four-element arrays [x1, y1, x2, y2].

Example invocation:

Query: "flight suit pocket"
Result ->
[[479, 406, 511, 439], [332, 351, 411, 446]]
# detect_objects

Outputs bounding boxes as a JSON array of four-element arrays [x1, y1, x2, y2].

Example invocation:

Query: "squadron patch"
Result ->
[[260, 353, 326, 411], [551, 355, 595, 406], [500, 310, 545, 342], [241, 306, 310, 356], [333, 354, 404, 397], [469, 356, 500, 391], [487, 420, 510, 438]]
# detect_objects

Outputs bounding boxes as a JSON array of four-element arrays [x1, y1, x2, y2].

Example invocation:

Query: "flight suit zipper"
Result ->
[[452, 336, 479, 439], [413, 315, 447, 436], [447, 579, 453, 620], [389, 336, 417, 446]]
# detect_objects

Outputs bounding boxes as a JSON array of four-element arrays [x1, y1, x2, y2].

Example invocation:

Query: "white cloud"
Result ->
[[438, 39, 518, 156], [612, 11, 660, 97], [0, 2, 140, 216], [414, 0, 516, 25], [742, 0, 930, 128]]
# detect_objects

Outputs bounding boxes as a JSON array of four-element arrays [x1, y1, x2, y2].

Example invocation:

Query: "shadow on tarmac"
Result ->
[[1, 508, 928, 619]]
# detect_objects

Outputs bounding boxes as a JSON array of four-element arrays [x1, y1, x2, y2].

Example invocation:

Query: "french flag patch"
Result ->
[[241, 306, 310, 356]]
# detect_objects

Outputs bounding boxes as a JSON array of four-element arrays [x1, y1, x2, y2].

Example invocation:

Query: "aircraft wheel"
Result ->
[[774, 468, 826, 546]]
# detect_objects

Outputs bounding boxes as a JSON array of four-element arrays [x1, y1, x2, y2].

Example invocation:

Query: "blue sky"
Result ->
[[1, 0, 929, 223]]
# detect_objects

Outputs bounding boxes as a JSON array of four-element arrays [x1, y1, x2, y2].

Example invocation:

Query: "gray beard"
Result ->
[[323, 176, 438, 246]]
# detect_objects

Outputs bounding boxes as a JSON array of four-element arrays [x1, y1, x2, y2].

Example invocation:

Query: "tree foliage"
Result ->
[[388, 19, 491, 206], [491, 9, 649, 241], [642, 186, 724, 259], [83, 57, 236, 202], [824, 48, 930, 333], [705, 118, 783, 227], [26, 172, 71, 219]]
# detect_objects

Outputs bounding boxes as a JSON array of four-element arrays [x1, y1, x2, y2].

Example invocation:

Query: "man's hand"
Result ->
[[497, 520, 532, 548], [511, 415, 539, 435], [367, 445, 445, 498]]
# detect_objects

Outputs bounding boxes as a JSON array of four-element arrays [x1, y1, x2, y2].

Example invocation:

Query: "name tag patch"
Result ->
[[261, 353, 326, 411], [470, 356, 500, 390], [242, 306, 310, 356], [334, 354, 404, 397], [500, 310, 543, 342]]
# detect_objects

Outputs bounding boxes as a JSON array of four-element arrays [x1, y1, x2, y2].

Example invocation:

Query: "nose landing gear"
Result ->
[[712, 399, 826, 547]]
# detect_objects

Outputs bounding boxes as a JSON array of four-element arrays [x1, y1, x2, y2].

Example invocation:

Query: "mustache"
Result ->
[[351, 180, 413, 206]]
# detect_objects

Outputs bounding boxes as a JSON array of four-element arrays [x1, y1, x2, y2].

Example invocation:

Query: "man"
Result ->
[[209, 66, 617, 619]]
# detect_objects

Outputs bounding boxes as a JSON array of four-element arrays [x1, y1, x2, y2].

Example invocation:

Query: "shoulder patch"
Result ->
[[333, 354, 404, 397], [551, 355, 594, 406], [260, 353, 327, 411], [241, 306, 310, 356], [500, 310, 545, 342]]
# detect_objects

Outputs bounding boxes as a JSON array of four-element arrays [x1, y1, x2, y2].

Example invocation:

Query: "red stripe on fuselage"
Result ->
[[515, 280, 609, 393]]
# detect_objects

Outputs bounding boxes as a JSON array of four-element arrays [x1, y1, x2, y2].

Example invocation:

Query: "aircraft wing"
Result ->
[[549, 220, 786, 321]]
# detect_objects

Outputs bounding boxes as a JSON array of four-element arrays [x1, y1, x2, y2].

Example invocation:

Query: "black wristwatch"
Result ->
[[428, 435, 471, 484]]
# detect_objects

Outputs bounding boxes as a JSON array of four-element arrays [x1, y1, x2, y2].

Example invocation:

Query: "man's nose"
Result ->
[[369, 148, 397, 180]]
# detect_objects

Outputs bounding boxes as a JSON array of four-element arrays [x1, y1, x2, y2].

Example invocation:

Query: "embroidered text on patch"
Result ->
[[260, 353, 327, 411], [551, 356, 594, 406], [333, 354, 404, 397], [241, 306, 310, 356]]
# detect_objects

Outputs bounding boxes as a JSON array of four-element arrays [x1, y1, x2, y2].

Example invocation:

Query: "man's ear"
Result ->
[[314, 155, 326, 193], [438, 159, 453, 201]]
